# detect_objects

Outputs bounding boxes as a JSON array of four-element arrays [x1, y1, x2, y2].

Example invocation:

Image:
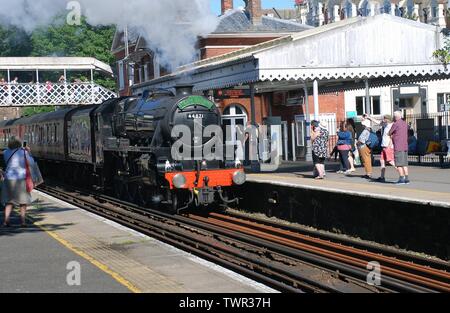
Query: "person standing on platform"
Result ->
[[357, 120, 374, 179], [345, 118, 357, 173], [1, 137, 35, 228], [367, 115, 396, 182], [390, 111, 410, 185], [311, 120, 329, 180], [336, 122, 352, 174]]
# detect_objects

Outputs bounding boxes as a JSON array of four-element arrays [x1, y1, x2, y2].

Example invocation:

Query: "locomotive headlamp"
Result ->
[[232, 171, 246, 185], [173, 174, 187, 189]]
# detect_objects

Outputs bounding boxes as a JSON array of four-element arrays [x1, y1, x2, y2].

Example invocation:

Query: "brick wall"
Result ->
[[0, 107, 21, 121], [216, 92, 345, 125], [270, 92, 345, 124]]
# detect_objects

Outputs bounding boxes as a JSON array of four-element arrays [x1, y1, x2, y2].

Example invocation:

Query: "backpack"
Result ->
[[367, 132, 380, 150]]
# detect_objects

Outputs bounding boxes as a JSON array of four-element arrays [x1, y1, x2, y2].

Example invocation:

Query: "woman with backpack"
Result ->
[[1, 137, 36, 228], [357, 120, 377, 179], [336, 122, 353, 174]]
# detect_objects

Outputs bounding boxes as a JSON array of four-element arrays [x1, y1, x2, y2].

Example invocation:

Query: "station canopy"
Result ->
[[0, 57, 113, 75], [132, 14, 450, 94]]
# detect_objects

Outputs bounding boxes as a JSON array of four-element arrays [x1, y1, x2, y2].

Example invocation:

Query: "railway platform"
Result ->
[[0, 191, 274, 293], [242, 162, 450, 260], [249, 161, 450, 208]]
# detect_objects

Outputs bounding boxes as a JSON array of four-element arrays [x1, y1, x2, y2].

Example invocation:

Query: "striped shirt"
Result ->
[[358, 129, 371, 145]]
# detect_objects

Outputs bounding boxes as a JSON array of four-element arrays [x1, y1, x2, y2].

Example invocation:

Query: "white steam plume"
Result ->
[[0, 0, 219, 70]]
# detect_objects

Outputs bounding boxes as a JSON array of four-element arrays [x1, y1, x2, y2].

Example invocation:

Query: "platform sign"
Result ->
[[440, 103, 450, 112], [346, 111, 357, 118]]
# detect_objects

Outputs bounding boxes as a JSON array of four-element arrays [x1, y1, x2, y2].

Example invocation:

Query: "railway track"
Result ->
[[36, 184, 450, 293]]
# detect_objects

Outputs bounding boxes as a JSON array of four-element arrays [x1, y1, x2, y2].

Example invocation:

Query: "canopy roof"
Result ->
[[0, 57, 113, 75], [133, 14, 450, 94]]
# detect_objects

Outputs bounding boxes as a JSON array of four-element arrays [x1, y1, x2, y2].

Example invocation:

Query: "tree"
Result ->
[[433, 29, 450, 69], [31, 16, 116, 90], [1, 17, 117, 118], [0, 25, 32, 57], [21, 106, 56, 117]]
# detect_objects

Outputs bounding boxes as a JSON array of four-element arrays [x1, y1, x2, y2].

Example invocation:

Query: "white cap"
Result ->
[[361, 120, 372, 129]]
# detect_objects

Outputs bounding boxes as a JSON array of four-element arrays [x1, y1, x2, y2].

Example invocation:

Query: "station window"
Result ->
[[438, 93, 450, 112], [118, 60, 125, 91], [356, 96, 381, 116]]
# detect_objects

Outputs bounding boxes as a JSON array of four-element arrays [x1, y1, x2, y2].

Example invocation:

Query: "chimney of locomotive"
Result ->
[[175, 84, 194, 97]]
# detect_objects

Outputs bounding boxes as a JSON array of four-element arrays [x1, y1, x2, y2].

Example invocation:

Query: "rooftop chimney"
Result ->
[[245, 0, 262, 25], [221, 0, 233, 15]]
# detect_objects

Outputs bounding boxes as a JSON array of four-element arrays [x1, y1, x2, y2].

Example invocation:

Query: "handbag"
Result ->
[[24, 150, 43, 192], [24, 150, 34, 193], [31, 162, 44, 187]]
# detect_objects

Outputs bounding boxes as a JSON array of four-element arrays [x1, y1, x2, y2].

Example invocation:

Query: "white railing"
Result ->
[[0, 82, 117, 106]]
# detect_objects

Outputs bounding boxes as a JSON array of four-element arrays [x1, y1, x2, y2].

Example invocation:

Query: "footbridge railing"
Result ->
[[0, 82, 117, 106]]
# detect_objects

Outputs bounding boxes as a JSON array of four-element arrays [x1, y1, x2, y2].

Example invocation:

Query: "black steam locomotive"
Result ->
[[0, 86, 246, 212]]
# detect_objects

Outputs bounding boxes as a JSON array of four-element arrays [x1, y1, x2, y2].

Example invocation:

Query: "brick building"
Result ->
[[111, 0, 346, 132]]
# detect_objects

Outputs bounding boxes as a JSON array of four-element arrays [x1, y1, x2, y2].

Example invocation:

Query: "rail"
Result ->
[[36, 183, 450, 293]]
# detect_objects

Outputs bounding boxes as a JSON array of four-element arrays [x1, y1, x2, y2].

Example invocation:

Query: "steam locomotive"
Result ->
[[0, 86, 246, 212]]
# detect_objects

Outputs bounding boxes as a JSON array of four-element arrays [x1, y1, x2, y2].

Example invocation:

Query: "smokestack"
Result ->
[[221, 0, 233, 14], [175, 84, 194, 96], [245, 0, 262, 25]]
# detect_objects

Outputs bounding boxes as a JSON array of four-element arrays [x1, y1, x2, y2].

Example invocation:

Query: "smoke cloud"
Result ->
[[0, 0, 219, 70]]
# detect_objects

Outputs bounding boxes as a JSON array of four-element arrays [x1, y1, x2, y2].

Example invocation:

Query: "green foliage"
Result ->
[[21, 106, 56, 117], [0, 16, 116, 89], [433, 33, 450, 69], [30, 16, 116, 89], [31, 16, 115, 65], [0, 26, 32, 57]]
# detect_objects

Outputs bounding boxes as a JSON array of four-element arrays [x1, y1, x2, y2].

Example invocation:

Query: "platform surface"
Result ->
[[248, 162, 450, 208], [0, 192, 274, 293]]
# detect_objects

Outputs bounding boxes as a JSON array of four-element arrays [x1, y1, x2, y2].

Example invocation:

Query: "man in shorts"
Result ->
[[389, 111, 410, 185], [367, 115, 396, 182]]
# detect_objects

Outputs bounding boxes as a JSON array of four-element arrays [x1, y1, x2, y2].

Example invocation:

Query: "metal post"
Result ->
[[64, 69, 68, 104], [249, 83, 259, 170], [365, 78, 371, 115], [250, 83, 257, 126], [291, 122, 296, 161], [91, 69, 95, 104], [303, 84, 313, 162], [446, 110, 449, 140], [266, 92, 274, 117], [283, 123, 289, 162], [7, 69, 11, 105], [313, 79, 319, 120], [36, 69, 41, 105]]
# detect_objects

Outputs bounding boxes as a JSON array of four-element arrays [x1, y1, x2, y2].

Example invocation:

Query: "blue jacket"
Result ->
[[337, 131, 352, 146]]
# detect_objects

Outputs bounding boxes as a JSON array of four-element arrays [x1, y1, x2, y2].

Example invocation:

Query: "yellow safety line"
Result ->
[[34, 222, 141, 293]]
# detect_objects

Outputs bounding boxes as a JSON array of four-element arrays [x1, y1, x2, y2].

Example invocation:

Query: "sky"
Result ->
[[210, 0, 296, 15]]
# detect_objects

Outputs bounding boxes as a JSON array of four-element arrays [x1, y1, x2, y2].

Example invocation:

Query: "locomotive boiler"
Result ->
[[0, 85, 246, 213]]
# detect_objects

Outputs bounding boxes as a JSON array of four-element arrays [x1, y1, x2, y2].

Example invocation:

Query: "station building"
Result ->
[[111, 1, 450, 160]]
